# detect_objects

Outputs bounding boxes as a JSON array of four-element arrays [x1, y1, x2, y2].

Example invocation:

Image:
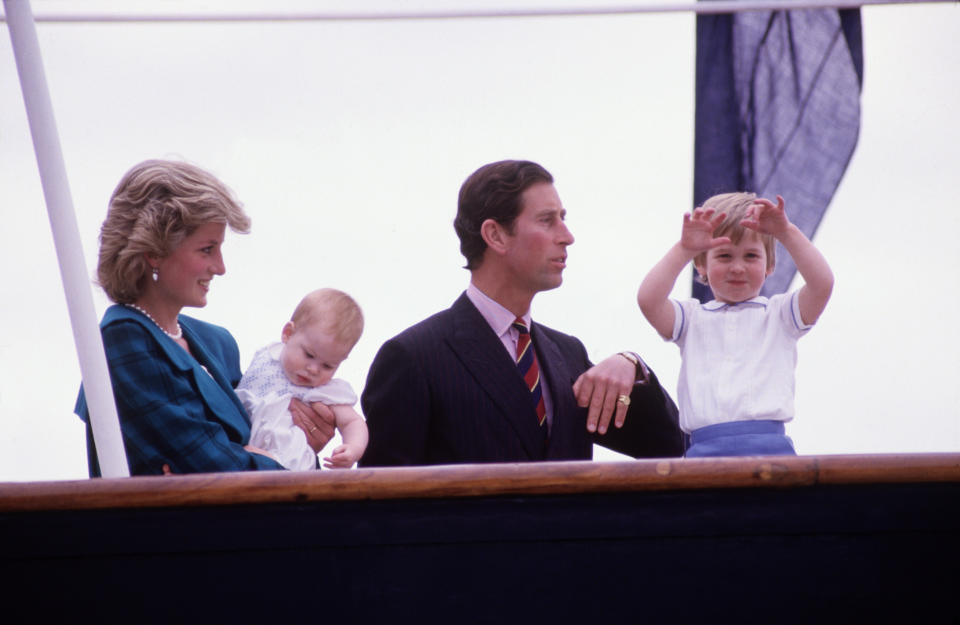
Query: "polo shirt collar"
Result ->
[[703, 295, 769, 311]]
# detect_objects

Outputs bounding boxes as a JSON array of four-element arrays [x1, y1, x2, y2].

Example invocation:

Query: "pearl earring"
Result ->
[[152, 267, 159, 282]]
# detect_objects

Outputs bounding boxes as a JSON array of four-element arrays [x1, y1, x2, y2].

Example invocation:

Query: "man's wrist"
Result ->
[[617, 351, 650, 385]]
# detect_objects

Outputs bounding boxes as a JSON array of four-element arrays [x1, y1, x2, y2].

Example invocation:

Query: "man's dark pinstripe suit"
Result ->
[[359, 294, 683, 466]]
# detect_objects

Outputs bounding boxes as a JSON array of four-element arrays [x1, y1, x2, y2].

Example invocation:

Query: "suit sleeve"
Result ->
[[594, 367, 683, 457], [94, 320, 283, 475], [589, 356, 684, 458], [359, 337, 432, 467]]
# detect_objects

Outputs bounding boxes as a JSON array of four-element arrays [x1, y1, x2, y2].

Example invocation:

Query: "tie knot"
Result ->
[[512, 318, 529, 335]]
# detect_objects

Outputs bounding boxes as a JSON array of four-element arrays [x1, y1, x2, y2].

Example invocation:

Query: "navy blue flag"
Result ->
[[693, 6, 863, 301]]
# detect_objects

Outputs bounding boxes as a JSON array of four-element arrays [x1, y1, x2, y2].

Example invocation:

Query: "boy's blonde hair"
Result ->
[[693, 192, 776, 273], [290, 288, 364, 347]]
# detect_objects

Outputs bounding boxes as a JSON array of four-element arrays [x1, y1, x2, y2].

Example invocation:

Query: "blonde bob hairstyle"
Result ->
[[693, 191, 776, 282], [96, 159, 250, 304]]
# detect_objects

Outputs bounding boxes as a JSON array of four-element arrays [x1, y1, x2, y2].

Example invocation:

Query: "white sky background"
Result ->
[[0, 0, 957, 481]]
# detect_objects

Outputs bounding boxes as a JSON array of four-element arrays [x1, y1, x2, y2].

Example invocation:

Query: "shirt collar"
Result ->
[[703, 295, 769, 311], [466, 282, 531, 337]]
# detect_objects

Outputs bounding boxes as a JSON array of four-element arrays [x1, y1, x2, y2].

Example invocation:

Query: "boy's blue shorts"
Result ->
[[686, 420, 796, 458]]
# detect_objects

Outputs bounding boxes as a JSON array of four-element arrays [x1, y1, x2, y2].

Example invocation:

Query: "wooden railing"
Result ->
[[2, 453, 959, 511], [3, 454, 959, 624]]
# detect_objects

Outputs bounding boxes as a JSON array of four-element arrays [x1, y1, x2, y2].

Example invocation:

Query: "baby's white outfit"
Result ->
[[236, 342, 357, 470]]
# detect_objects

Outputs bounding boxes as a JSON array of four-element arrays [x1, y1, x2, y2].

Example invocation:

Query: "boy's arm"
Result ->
[[322, 405, 369, 468], [743, 196, 834, 325], [334, 405, 369, 448], [636, 243, 693, 339], [637, 208, 731, 339], [778, 225, 834, 325]]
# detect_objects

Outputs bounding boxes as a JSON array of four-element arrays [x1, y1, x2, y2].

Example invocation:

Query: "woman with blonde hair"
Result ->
[[75, 159, 334, 475]]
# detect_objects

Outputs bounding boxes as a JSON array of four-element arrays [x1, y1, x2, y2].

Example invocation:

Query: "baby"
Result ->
[[237, 288, 369, 469], [636, 193, 833, 457]]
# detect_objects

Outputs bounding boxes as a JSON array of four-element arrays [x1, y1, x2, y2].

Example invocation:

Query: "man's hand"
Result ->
[[289, 398, 336, 452], [572, 354, 636, 434]]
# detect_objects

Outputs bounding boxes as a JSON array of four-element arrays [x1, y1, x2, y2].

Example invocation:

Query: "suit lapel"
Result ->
[[446, 294, 547, 459], [178, 318, 251, 438]]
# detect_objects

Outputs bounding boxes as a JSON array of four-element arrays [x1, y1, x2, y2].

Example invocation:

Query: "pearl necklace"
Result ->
[[126, 303, 183, 340]]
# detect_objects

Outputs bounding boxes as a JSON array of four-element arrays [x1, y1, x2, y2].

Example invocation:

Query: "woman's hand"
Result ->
[[289, 398, 336, 452], [244, 444, 278, 461]]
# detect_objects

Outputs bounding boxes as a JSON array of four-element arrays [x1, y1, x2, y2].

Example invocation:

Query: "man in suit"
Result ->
[[359, 160, 683, 466]]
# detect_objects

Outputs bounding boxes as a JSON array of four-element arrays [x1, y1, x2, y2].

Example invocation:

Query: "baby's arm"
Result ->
[[321, 405, 369, 469], [637, 208, 730, 339], [742, 196, 834, 325]]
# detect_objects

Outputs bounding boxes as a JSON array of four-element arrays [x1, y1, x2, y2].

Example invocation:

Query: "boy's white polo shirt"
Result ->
[[669, 292, 812, 434]]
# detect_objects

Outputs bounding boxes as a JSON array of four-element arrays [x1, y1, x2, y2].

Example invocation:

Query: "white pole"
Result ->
[[3, 0, 129, 478]]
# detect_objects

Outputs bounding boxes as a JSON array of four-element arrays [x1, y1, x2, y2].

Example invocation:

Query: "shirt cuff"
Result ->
[[618, 351, 650, 385]]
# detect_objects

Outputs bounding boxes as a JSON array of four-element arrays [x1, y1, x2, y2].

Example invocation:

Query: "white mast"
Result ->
[[3, 0, 129, 478]]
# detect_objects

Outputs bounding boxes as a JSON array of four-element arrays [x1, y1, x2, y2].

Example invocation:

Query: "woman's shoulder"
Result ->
[[179, 314, 241, 367], [100, 305, 156, 350], [103, 306, 234, 342], [101, 303, 142, 327], [178, 314, 235, 343]]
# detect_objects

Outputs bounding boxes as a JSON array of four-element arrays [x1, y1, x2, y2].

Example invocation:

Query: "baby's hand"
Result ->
[[322, 444, 361, 469], [680, 207, 731, 254], [742, 195, 790, 238]]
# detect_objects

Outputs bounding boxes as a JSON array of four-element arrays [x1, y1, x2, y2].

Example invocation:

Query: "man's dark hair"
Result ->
[[454, 160, 554, 270]]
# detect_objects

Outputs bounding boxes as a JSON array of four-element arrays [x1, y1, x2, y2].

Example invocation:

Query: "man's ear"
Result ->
[[281, 321, 295, 343], [480, 218, 509, 255]]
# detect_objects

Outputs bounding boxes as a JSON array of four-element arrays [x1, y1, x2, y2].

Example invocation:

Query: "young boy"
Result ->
[[236, 288, 369, 470], [636, 193, 833, 457]]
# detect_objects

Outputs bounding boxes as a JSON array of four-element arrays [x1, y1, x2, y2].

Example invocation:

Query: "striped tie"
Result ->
[[513, 317, 546, 427]]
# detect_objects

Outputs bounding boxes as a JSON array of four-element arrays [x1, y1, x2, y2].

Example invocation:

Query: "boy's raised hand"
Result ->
[[681, 207, 731, 254], [742, 195, 790, 238], [638, 206, 730, 341]]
